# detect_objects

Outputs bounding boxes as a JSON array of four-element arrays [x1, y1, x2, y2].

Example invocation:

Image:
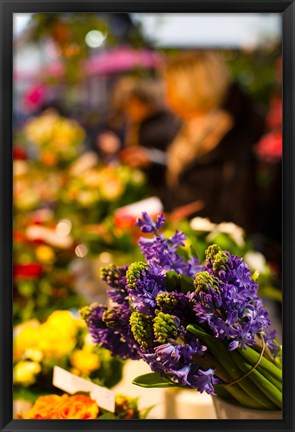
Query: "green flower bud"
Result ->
[[80, 303, 98, 324], [156, 292, 179, 311], [102, 308, 120, 329], [194, 271, 220, 294], [153, 311, 178, 343], [212, 250, 229, 273], [129, 312, 154, 349], [126, 262, 147, 290], [100, 265, 121, 286], [205, 244, 221, 261]]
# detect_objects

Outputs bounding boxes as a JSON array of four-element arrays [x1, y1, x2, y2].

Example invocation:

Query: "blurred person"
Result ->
[[87, 76, 137, 163], [119, 79, 181, 199], [162, 51, 265, 233]]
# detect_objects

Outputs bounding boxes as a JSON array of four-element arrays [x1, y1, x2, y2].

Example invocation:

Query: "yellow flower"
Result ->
[[45, 310, 81, 337], [23, 349, 43, 363], [70, 349, 100, 375], [37, 324, 76, 360], [100, 177, 124, 200], [13, 361, 41, 386], [35, 245, 55, 264], [33, 311, 82, 359], [14, 323, 40, 360]]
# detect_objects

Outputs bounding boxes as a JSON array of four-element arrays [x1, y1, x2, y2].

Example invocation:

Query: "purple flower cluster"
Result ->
[[137, 212, 202, 278], [81, 212, 279, 396], [193, 246, 277, 352], [81, 303, 141, 360]]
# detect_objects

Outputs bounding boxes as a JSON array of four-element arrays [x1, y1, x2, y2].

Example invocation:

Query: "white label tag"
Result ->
[[53, 366, 115, 413], [90, 386, 116, 414], [115, 196, 163, 217]]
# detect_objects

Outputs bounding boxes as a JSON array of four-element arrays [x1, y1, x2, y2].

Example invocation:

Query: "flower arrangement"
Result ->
[[13, 160, 63, 212], [59, 164, 147, 224], [81, 213, 282, 412], [81, 213, 281, 303], [188, 217, 281, 303], [13, 211, 85, 323], [22, 110, 85, 166], [13, 310, 123, 401], [17, 392, 143, 419]]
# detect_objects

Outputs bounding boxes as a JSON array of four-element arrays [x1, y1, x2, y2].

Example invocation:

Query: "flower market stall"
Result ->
[[11, 12, 282, 421]]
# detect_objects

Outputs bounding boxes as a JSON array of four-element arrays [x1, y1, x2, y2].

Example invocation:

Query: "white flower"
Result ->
[[190, 217, 216, 232], [244, 251, 267, 273], [206, 222, 245, 247]]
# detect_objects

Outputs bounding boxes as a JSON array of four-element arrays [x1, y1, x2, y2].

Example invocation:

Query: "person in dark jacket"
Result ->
[[162, 51, 265, 233], [119, 80, 181, 201]]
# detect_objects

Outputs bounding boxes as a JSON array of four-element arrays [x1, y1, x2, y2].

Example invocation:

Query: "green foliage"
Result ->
[[132, 372, 178, 388]]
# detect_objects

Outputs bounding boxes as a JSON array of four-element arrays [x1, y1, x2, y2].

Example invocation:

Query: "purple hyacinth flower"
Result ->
[[136, 212, 166, 233], [194, 368, 219, 394]]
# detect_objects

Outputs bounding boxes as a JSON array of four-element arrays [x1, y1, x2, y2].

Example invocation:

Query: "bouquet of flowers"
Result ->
[[81, 213, 282, 412], [13, 160, 63, 212], [188, 217, 282, 303], [21, 110, 85, 166], [59, 164, 147, 224], [13, 311, 124, 402], [13, 211, 86, 323], [17, 392, 144, 419]]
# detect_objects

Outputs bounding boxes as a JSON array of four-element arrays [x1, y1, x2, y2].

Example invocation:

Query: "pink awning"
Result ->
[[14, 47, 164, 81]]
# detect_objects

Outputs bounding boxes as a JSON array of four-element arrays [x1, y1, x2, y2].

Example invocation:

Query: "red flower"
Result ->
[[14, 263, 43, 278], [13, 147, 27, 160], [266, 98, 282, 130], [114, 213, 136, 229], [14, 231, 26, 242], [255, 131, 282, 163]]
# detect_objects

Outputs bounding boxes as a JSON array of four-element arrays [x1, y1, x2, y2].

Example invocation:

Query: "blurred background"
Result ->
[[13, 12, 282, 418]]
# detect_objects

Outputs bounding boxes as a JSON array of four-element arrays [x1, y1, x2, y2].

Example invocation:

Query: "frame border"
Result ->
[[1, 1, 294, 431]]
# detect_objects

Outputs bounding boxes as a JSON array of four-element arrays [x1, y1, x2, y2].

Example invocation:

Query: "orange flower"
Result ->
[[41, 151, 57, 167], [56, 394, 99, 419], [22, 394, 63, 419], [22, 394, 99, 419]]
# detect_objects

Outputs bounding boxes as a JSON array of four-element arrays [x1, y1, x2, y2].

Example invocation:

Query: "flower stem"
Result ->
[[187, 324, 280, 410], [256, 366, 282, 392], [239, 345, 282, 379], [230, 351, 282, 409]]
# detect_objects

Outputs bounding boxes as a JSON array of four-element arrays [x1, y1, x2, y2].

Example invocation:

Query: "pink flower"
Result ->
[[256, 131, 282, 162]]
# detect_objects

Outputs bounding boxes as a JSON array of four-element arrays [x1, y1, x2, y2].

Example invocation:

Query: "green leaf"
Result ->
[[98, 413, 117, 419], [165, 271, 194, 294], [165, 271, 180, 291], [140, 404, 157, 419], [179, 274, 194, 293], [132, 372, 177, 388]]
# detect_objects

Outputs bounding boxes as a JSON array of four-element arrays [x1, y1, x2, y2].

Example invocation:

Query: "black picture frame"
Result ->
[[1, 1, 294, 431]]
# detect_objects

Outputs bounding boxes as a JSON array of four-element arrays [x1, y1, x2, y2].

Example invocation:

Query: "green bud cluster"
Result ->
[[194, 271, 220, 294], [153, 311, 178, 343], [102, 308, 120, 329], [100, 265, 121, 286], [212, 250, 229, 273], [156, 292, 179, 311], [129, 312, 154, 349], [126, 262, 147, 289], [205, 244, 221, 261], [80, 303, 97, 324]]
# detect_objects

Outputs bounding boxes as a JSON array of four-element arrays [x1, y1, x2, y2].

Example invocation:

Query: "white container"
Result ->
[[165, 388, 216, 419], [212, 396, 282, 419]]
